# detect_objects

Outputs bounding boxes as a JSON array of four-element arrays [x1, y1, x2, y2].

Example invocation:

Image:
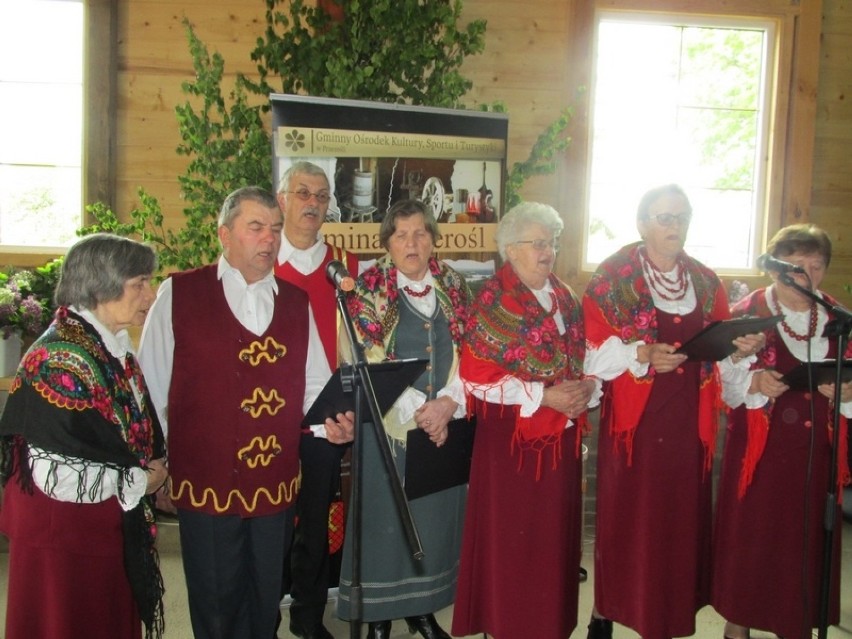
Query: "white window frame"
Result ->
[[582, 10, 780, 275]]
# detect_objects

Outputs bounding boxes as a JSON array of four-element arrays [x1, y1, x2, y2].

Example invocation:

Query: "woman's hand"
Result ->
[[415, 396, 458, 447], [637, 343, 688, 374], [817, 380, 852, 403], [749, 369, 789, 398], [325, 410, 356, 444], [145, 457, 168, 495], [541, 379, 595, 418], [731, 332, 766, 362]]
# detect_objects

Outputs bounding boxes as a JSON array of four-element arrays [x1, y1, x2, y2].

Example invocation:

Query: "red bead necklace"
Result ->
[[770, 287, 818, 342], [403, 284, 432, 298], [640, 248, 688, 301]]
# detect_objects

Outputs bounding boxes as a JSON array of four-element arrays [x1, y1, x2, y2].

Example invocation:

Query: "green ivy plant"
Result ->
[[82, 0, 573, 270]]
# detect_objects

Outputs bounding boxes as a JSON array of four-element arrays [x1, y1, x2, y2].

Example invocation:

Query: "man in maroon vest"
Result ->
[[275, 162, 359, 639], [139, 186, 353, 639]]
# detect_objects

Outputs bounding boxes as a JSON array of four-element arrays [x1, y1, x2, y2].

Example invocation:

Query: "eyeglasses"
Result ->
[[287, 189, 331, 204], [514, 239, 560, 252], [648, 213, 692, 227]]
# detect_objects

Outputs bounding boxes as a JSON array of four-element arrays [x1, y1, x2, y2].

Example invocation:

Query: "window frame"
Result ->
[[0, 0, 114, 265], [561, 0, 823, 280]]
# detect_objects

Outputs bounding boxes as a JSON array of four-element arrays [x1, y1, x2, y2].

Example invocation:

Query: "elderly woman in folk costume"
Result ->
[[713, 224, 852, 639], [0, 234, 167, 639], [581, 184, 763, 639], [451, 201, 597, 639], [336, 199, 471, 639]]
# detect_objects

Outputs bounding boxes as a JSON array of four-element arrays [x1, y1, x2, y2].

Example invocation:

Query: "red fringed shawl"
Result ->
[[582, 242, 729, 471], [461, 262, 588, 478], [731, 288, 851, 498]]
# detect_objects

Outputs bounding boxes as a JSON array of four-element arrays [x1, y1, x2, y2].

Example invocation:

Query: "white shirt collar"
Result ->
[[72, 306, 134, 361], [276, 232, 326, 275], [216, 256, 279, 294]]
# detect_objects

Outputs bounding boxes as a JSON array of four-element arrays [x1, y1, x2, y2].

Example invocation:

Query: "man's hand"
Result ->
[[325, 410, 355, 444]]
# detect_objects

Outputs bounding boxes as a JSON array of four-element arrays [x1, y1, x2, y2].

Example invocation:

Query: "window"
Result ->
[[583, 12, 777, 273], [0, 0, 83, 250]]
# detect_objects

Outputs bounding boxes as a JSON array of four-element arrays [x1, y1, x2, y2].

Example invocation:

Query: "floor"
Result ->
[[1, 516, 850, 639]]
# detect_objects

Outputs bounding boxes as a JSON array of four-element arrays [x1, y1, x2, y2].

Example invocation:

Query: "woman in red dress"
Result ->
[[452, 201, 597, 639], [713, 224, 851, 639], [582, 184, 762, 639]]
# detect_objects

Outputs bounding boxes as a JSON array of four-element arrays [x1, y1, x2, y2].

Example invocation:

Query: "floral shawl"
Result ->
[[461, 262, 587, 478], [346, 254, 470, 361], [582, 241, 729, 470], [0, 307, 165, 639], [731, 288, 851, 498]]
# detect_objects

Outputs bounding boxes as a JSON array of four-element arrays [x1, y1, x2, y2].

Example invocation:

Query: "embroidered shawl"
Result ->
[[461, 262, 588, 478], [346, 254, 470, 361], [0, 308, 165, 639], [731, 288, 851, 498], [582, 241, 729, 470]]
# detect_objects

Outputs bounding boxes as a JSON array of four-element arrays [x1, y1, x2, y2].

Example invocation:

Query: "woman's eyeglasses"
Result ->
[[287, 189, 331, 203], [514, 239, 560, 252], [648, 213, 691, 227]]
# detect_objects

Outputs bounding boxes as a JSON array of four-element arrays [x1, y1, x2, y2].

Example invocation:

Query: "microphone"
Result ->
[[326, 260, 355, 292], [756, 253, 806, 274]]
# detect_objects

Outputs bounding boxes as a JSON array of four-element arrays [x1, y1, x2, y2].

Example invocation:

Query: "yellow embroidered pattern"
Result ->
[[238, 337, 287, 366], [240, 387, 286, 417], [171, 473, 302, 514], [237, 435, 283, 469]]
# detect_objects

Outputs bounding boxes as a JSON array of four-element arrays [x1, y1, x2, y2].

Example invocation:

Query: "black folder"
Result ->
[[781, 360, 852, 391], [674, 315, 783, 361], [301, 358, 429, 427], [404, 417, 476, 500]]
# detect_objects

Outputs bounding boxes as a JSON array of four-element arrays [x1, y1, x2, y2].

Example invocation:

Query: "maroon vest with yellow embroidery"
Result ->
[[167, 266, 308, 517]]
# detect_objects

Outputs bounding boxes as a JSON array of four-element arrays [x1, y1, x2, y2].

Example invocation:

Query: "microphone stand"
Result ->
[[777, 272, 852, 639], [332, 285, 424, 639]]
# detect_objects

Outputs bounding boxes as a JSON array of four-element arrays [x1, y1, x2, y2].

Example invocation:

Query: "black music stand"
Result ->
[[776, 272, 852, 639]]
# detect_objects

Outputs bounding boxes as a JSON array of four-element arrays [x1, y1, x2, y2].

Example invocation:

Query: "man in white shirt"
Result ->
[[138, 186, 353, 639], [274, 161, 360, 639]]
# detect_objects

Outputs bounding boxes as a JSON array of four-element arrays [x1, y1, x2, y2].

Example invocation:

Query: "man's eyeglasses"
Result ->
[[287, 189, 331, 204], [514, 239, 560, 252], [648, 213, 691, 227]]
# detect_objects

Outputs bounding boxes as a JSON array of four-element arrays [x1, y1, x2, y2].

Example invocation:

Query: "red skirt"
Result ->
[[0, 478, 141, 639], [452, 402, 582, 639]]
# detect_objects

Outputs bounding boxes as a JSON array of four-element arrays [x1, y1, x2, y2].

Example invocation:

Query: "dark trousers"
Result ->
[[178, 508, 294, 639], [288, 434, 348, 632]]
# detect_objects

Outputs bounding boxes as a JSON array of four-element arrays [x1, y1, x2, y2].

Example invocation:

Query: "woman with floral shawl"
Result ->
[[451, 201, 597, 639], [713, 224, 852, 639], [336, 200, 471, 639], [582, 184, 761, 639], [0, 234, 168, 639]]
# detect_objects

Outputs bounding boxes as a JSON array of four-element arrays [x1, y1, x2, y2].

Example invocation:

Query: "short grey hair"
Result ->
[[218, 186, 280, 228], [277, 161, 330, 194], [55, 233, 157, 309], [495, 201, 564, 260], [636, 184, 691, 222]]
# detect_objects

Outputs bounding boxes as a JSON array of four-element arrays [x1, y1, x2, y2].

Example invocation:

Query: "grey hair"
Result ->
[[495, 201, 564, 260], [55, 233, 157, 309], [218, 186, 280, 228], [277, 161, 330, 194], [636, 183, 691, 221]]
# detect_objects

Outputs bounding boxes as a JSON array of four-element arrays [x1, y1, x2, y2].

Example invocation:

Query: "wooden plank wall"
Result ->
[[112, 0, 852, 303], [811, 0, 852, 305]]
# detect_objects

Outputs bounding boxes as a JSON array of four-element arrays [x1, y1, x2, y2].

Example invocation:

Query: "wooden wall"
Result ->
[[106, 0, 851, 303]]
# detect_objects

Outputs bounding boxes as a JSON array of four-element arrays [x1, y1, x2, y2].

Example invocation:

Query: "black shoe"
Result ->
[[289, 622, 334, 639], [366, 620, 392, 639], [404, 614, 451, 639], [587, 617, 613, 639], [579, 566, 588, 582]]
